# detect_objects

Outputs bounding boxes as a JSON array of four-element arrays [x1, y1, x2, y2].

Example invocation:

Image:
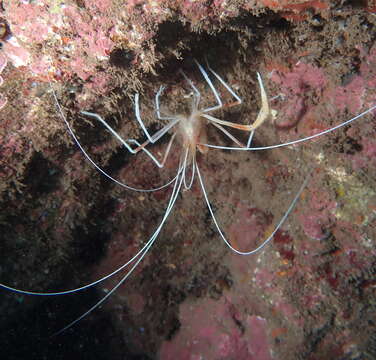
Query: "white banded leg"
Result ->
[[209, 121, 246, 148], [194, 60, 222, 112], [81, 111, 179, 168], [179, 69, 201, 109], [134, 93, 180, 143], [205, 60, 242, 109], [51, 85, 176, 192], [155, 85, 176, 121], [128, 132, 176, 168], [201, 104, 376, 151]]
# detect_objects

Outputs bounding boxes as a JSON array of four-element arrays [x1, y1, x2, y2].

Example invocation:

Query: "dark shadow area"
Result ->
[[154, 11, 291, 76], [0, 287, 150, 360], [343, 0, 368, 8], [71, 221, 111, 266], [23, 152, 61, 195], [109, 48, 135, 69]]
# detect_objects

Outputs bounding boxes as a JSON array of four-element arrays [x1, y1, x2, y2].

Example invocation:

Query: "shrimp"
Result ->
[[1, 60, 375, 335]]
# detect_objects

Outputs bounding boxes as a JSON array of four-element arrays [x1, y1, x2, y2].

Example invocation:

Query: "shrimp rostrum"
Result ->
[[1, 60, 375, 333]]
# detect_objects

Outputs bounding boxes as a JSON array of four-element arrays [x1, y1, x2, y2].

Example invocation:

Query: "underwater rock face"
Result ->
[[159, 297, 272, 360], [0, 1, 375, 360]]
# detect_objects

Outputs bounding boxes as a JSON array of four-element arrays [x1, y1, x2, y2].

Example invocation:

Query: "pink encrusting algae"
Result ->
[[159, 297, 273, 360], [0, 53, 7, 110]]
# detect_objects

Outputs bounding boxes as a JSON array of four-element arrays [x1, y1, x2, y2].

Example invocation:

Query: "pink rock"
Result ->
[[299, 213, 329, 241], [159, 297, 272, 360], [0, 96, 7, 110], [274, 95, 306, 129], [2, 36, 30, 67], [351, 137, 376, 170], [269, 62, 327, 133], [329, 75, 365, 114], [246, 316, 273, 360], [228, 203, 272, 252], [84, 0, 112, 13], [0, 53, 6, 110], [271, 62, 327, 95], [0, 54, 7, 74]]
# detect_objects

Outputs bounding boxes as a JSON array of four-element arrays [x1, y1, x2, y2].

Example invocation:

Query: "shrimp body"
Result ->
[[177, 108, 208, 159]]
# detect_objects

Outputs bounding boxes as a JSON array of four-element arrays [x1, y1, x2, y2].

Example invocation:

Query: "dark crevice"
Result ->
[[109, 48, 135, 69], [23, 152, 61, 196], [0, 288, 138, 360]]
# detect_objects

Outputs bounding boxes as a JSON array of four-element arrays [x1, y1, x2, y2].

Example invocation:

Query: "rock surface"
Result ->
[[0, 1, 375, 359]]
